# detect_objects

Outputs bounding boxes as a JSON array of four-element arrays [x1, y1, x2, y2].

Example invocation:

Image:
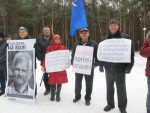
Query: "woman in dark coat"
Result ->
[[140, 31, 150, 113]]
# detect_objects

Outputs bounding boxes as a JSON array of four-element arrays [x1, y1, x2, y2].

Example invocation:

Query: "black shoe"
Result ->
[[50, 97, 55, 101], [73, 98, 80, 103], [44, 90, 50, 95], [85, 100, 90, 106], [120, 109, 127, 113], [56, 96, 61, 102], [0, 92, 5, 96], [104, 105, 115, 112]]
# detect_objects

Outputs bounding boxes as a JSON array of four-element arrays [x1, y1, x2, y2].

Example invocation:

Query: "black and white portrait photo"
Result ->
[[6, 39, 36, 103]]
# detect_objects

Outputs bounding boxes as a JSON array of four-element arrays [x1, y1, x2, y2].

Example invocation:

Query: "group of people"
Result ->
[[0, 18, 149, 113]]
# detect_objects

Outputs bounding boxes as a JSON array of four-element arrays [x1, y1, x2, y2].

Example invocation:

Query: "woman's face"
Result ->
[[54, 35, 60, 44]]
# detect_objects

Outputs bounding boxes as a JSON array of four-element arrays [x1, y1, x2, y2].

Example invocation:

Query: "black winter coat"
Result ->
[[35, 37, 51, 65], [17, 35, 32, 40], [99, 31, 134, 74], [71, 38, 99, 67], [0, 40, 7, 70]]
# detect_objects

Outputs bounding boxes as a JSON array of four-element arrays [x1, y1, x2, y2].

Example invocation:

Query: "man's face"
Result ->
[[13, 58, 29, 86], [109, 24, 119, 34], [43, 27, 50, 37], [19, 31, 28, 39], [79, 31, 89, 42]]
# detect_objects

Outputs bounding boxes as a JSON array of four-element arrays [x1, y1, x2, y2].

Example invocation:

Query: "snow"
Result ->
[[0, 52, 147, 113]]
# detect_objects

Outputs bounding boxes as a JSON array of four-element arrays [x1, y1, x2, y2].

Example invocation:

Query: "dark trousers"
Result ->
[[105, 69, 127, 110], [74, 70, 94, 101], [0, 69, 6, 92], [51, 84, 62, 98], [147, 78, 150, 113], [43, 72, 50, 91]]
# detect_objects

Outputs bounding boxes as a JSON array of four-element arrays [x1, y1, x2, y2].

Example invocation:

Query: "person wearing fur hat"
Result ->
[[99, 19, 134, 113], [140, 31, 150, 113], [0, 32, 7, 96], [42, 34, 68, 102]]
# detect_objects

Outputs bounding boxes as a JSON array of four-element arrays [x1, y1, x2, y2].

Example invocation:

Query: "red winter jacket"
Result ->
[[140, 40, 150, 77], [44, 37, 68, 84]]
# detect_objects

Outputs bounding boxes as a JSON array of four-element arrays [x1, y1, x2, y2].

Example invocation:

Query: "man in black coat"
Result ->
[[35, 26, 51, 95], [99, 19, 134, 113], [71, 28, 99, 106], [18, 27, 32, 39], [0, 32, 7, 96]]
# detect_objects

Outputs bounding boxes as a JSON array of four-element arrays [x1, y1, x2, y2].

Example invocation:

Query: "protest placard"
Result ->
[[97, 38, 131, 63], [45, 50, 71, 73], [6, 39, 36, 104], [72, 46, 94, 75]]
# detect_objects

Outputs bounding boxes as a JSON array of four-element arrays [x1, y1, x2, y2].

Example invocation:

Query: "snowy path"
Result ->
[[0, 52, 147, 113]]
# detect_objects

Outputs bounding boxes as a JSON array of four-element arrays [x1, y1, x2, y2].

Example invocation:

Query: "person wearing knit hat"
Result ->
[[109, 18, 119, 26], [99, 18, 134, 113], [108, 18, 120, 36], [18, 26, 32, 39], [19, 27, 28, 32]]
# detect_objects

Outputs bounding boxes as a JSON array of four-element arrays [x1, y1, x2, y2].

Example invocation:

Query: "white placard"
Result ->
[[72, 46, 94, 75], [97, 38, 131, 63], [6, 39, 36, 104], [45, 50, 71, 73], [7, 39, 36, 51]]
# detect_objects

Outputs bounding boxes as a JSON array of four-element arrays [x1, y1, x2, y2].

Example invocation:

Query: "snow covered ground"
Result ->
[[0, 52, 147, 113]]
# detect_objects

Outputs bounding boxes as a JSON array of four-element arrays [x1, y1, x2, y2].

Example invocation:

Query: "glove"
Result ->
[[99, 66, 104, 72], [41, 67, 46, 72], [33, 43, 36, 48]]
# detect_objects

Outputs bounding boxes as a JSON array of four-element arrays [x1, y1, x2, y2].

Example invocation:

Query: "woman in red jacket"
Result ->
[[140, 31, 150, 113], [43, 34, 68, 102]]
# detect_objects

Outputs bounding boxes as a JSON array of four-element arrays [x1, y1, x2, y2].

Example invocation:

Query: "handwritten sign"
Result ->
[[72, 46, 94, 75], [7, 39, 36, 51], [45, 50, 71, 73], [97, 38, 131, 63]]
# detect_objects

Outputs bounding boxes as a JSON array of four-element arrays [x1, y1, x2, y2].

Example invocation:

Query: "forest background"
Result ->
[[0, 0, 150, 50]]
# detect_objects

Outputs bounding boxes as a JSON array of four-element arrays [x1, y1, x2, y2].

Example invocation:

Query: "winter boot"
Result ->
[[50, 85, 56, 101], [56, 84, 62, 102]]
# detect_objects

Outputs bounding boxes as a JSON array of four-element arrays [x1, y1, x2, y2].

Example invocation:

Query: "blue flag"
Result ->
[[70, 0, 88, 37]]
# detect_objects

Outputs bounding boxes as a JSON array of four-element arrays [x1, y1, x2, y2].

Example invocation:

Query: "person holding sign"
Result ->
[[71, 28, 98, 106], [18, 27, 32, 39], [140, 31, 150, 113], [42, 34, 68, 102], [99, 19, 134, 113], [17, 26, 37, 97]]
